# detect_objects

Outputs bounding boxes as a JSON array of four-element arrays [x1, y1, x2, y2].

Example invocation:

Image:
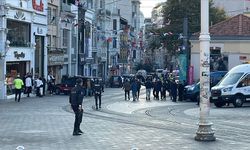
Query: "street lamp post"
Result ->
[[195, 0, 215, 141], [0, 2, 7, 100]]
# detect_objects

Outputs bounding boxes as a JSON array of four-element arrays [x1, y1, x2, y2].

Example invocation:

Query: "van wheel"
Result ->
[[55, 88, 61, 95], [214, 102, 226, 108], [233, 96, 244, 108]]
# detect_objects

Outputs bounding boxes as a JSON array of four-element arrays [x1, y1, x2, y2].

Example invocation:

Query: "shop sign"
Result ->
[[14, 51, 25, 59], [37, 27, 43, 35], [48, 55, 64, 65], [32, 0, 44, 12]]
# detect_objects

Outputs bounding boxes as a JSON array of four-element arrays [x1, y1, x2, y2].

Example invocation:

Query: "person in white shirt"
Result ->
[[25, 73, 32, 97], [35, 77, 43, 97], [47, 72, 55, 94]]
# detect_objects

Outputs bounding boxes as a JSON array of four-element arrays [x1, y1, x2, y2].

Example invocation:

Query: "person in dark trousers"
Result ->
[[136, 79, 141, 99], [42, 76, 46, 96], [152, 78, 157, 99], [93, 79, 103, 110], [25, 73, 32, 97], [166, 79, 172, 100], [145, 78, 153, 101], [123, 79, 131, 100], [155, 79, 162, 100], [69, 78, 84, 136], [171, 80, 178, 102], [178, 81, 184, 101], [47, 72, 55, 95], [161, 80, 167, 100], [131, 79, 138, 101], [13, 75, 24, 102]]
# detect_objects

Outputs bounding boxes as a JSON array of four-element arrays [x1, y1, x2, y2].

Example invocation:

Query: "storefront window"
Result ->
[[7, 20, 31, 47]]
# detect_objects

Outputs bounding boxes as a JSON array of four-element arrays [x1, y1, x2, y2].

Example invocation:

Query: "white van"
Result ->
[[210, 64, 250, 108]]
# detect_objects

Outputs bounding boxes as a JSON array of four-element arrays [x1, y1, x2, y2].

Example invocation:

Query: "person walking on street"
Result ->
[[131, 79, 138, 101], [25, 73, 32, 97], [93, 79, 103, 110], [178, 81, 184, 101], [47, 72, 55, 95], [171, 80, 178, 102], [123, 79, 131, 101], [145, 78, 153, 101], [155, 79, 162, 100], [42, 76, 46, 96], [13, 74, 24, 102], [69, 78, 85, 136], [35, 77, 43, 97], [161, 80, 167, 100], [152, 77, 157, 99], [136, 78, 141, 100]]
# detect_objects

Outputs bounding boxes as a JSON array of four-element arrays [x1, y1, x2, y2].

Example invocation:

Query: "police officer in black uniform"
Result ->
[[69, 78, 84, 136], [93, 79, 103, 110]]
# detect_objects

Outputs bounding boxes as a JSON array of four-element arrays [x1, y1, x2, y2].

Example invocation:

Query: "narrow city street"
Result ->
[[0, 87, 250, 150]]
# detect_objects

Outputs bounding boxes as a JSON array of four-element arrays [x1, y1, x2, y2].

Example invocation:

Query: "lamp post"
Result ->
[[195, 0, 216, 141], [0, 2, 7, 100]]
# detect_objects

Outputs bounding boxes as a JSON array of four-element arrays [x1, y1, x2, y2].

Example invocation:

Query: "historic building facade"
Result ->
[[0, 0, 48, 99]]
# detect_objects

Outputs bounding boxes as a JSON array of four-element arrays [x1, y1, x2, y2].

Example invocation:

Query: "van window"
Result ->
[[237, 74, 250, 87], [219, 73, 244, 86]]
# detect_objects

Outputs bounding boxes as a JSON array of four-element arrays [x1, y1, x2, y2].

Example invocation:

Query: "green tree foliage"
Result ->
[[163, 0, 227, 34], [147, 0, 227, 54]]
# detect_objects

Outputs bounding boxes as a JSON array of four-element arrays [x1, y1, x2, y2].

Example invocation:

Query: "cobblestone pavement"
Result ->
[[0, 87, 250, 150]]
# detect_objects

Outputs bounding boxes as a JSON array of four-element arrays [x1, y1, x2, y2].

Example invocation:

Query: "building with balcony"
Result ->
[[47, 0, 64, 83], [60, 1, 78, 77], [0, 0, 48, 99]]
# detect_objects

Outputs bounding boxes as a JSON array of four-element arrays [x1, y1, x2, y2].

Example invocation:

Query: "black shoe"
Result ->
[[73, 133, 81, 136], [96, 107, 98, 110], [78, 130, 84, 134], [99, 106, 101, 109]]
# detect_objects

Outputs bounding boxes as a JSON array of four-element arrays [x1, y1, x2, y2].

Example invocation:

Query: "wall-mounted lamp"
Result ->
[[32, 43, 36, 49], [6, 40, 10, 48]]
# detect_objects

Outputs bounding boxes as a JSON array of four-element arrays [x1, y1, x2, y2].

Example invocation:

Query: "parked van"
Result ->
[[210, 64, 250, 108]]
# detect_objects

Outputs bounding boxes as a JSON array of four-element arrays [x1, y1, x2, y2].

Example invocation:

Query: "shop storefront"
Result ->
[[0, 0, 47, 99]]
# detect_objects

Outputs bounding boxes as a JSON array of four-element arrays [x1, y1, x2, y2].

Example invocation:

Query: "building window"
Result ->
[[47, 7, 51, 24], [113, 37, 117, 48], [7, 20, 30, 47], [63, 29, 69, 47], [113, 19, 117, 31], [52, 35, 57, 47], [133, 50, 136, 59], [87, 0, 93, 9], [100, 0, 103, 8], [72, 36, 76, 50], [52, 8, 57, 25], [47, 35, 51, 47]]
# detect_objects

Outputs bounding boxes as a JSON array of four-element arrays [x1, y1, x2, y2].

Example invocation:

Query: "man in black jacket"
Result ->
[[69, 78, 84, 136], [145, 78, 153, 101], [93, 79, 103, 110]]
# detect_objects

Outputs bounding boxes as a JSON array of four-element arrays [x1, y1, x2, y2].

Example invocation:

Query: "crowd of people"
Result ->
[[122, 73, 186, 102], [5, 72, 56, 102]]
